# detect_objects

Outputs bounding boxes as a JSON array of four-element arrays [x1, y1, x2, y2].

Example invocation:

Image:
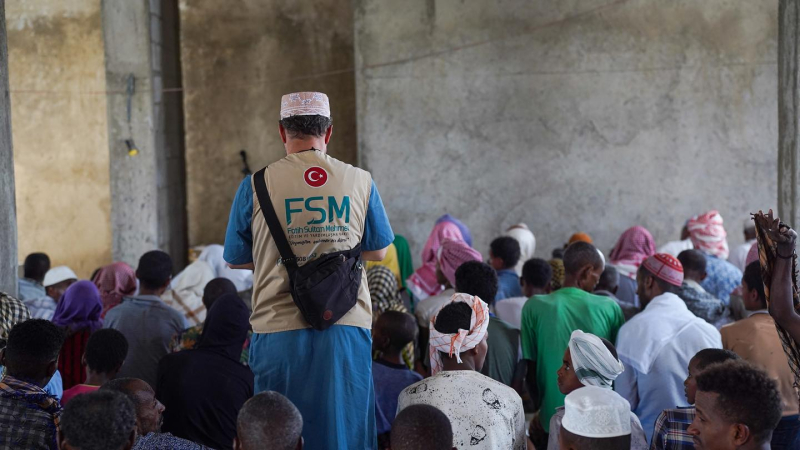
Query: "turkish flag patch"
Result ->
[[304, 167, 328, 188]]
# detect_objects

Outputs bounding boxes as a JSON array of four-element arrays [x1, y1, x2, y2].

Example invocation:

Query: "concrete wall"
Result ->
[[179, 0, 357, 248], [7, 1, 111, 278], [356, 0, 778, 264], [101, 0, 188, 271], [0, 0, 18, 296]]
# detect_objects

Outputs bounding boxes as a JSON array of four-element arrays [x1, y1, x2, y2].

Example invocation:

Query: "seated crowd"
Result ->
[[1, 210, 798, 450]]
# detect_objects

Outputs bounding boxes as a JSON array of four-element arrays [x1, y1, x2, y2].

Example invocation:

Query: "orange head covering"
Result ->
[[568, 233, 594, 245]]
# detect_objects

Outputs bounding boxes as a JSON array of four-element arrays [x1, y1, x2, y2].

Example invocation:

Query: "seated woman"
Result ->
[[156, 293, 253, 450], [52, 280, 103, 389]]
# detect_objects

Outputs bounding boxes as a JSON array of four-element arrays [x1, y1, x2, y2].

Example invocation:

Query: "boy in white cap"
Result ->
[[547, 330, 647, 450], [559, 385, 633, 450], [223, 92, 394, 449], [23, 265, 77, 320]]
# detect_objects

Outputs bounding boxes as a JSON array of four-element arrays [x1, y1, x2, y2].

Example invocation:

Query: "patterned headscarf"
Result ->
[[93, 262, 137, 317], [407, 221, 465, 300], [569, 330, 624, 389], [0, 292, 30, 342], [429, 293, 489, 376], [688, 211, 730, 259], [505, 224, 536, 276], [609, 226, 656, 268], [549, 259, 565, 291], [368, 266, 415, 368], [437, 239, 483, 287], [368, 266, 404, 315]]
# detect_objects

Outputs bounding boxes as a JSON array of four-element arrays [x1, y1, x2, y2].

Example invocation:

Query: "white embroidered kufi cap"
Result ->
[[562, 386, 632, 438], [280, 92, 331, 119]]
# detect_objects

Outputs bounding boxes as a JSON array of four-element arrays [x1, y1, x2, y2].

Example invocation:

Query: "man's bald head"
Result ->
[[236, 392, 302, 450]]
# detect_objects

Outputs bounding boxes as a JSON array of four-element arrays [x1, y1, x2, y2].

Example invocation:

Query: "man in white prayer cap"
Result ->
[[559, 385, 633, 450], [223, 92, 394, 449], [24, 265, 78, 320]]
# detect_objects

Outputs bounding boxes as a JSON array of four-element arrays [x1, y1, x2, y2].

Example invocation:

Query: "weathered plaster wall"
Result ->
[[7, 1, 111, 278], [356, 0, 778, 264], [179, 0, 357, 248]]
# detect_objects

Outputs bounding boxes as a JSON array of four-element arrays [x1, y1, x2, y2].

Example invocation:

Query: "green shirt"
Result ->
[[521, 287, 624, 432], [480, 317, 520, 386]]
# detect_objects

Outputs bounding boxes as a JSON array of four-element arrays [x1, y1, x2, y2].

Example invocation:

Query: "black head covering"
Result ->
[[197, 293, 250, 361]]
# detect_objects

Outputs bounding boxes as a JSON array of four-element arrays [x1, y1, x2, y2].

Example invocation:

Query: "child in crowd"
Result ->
[[547, 330, 648, 450], [489, 236, 523, 301], [390, 404, 455, 450], [495, 258, 552, 329], [373, 311, 424, 448], [651, 348, 740, 449], [61, 328, 129, 406]]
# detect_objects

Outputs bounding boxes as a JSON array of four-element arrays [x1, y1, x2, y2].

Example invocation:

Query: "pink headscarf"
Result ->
[[429, 293, 489, 376], [688, 211, 730, 260], [609, 226, 656, 268], [93, 262, 137, 317], [407, 221, 465, 300], [437, 239, 483, 287]]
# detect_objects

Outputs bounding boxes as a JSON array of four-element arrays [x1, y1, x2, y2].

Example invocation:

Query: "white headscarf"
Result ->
[[429, 293, 490, 376], [198, 244, 253, 292], [504, 224, 536, 276], [569, 330, 624, 388], [162, 260, 216, 326]]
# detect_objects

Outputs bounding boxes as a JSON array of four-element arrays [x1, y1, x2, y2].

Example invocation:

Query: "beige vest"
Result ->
[[250, 151, 373, 333]]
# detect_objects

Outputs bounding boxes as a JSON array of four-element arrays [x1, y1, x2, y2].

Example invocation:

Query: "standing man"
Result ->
[[614, 253, 721, 442], [224, 92, 393, 450], [521, 242, 624, 439]]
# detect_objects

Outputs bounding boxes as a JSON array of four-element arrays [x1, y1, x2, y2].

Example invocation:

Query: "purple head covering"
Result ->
[[52, 280, 103, 333], [435, 214, 473, 247]]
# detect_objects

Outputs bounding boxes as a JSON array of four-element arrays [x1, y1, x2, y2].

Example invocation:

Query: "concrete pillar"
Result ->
[[0, 0, 17, 296], [101, 0, 187, 270], [780, 0, 800, 226]]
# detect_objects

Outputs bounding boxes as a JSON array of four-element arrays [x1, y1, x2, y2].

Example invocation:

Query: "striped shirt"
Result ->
[[58, 331, 91, 390]]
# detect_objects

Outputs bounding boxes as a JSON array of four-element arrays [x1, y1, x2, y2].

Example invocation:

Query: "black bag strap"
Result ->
[[252, 167, 298, 268]]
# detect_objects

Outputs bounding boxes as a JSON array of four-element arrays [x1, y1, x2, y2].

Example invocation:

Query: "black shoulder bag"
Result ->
[[252, 167, 363, 330]]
